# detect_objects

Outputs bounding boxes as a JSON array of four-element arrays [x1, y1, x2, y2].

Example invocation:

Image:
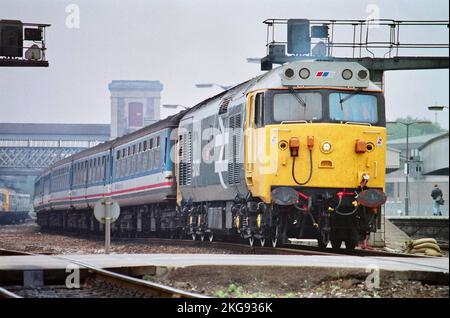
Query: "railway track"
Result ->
[[33, 228, 427, 258], [0, 250, 206, 298], [111, 236, 423, 258]]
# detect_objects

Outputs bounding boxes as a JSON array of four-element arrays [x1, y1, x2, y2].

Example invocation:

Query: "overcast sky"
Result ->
[[0, 0, 449, 128]]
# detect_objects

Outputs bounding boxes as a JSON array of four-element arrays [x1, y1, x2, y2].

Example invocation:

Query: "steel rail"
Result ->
[[54, 255, 207, 298], [0, 287, 22, 298]]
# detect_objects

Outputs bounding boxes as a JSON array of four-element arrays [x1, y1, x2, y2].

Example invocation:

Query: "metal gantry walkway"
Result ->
[[0, 147, 84, 176], [259, 18, 449, 87], [0, 123, 110, 176]]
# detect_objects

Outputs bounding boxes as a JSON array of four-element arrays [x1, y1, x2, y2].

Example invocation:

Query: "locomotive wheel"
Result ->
[[344, 239, 357, 251], [191, 234, 196, 241], [271, 238, 278, 248], [331, 239, 342, 249], [260, 238, 265, 247], [208, 233, 214, 242], [271, 212, 287, 248], [271, 223, 279, 247], [248, 237, 254, 247], [200, 234, 205, 241], [317, 229, 330, 249]]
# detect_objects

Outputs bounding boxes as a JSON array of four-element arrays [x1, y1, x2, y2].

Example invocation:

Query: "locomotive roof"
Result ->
[[178, 60, 380, 123]]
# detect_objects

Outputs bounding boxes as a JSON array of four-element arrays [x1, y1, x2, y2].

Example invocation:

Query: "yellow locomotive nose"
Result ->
[[246, 124, 385, 203]]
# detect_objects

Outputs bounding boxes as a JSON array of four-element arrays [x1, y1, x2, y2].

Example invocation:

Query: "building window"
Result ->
[[128, 102, 144, 128]]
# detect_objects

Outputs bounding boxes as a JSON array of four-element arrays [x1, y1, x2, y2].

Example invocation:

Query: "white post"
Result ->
[[105, 200, 111, 254]]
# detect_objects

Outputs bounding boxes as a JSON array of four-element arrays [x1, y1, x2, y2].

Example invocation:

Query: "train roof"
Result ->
[[38, 59, 380, 178], [42, 110, 188, 173]]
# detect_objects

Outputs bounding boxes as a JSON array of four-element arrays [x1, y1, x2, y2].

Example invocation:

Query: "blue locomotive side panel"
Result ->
[[178, 92, 248, 204]]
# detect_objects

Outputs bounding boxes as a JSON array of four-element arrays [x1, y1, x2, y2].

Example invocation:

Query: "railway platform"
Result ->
[[0, 253, 447, 274]]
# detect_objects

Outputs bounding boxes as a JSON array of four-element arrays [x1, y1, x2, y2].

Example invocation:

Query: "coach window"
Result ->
[[92, 159, 95, 182], [130, 145, 135, 174], [154, 136, 160, 168], [142, 141, 148, 169], [80, 162, 84, 184], [92, 159, 96, 182], [148, 142, 152, 168], [135, 144, 139, 173], [164, 137, 168, 165], [254, 93, 264, 127], [89, 160, 93, 182], [95, 158, 98, 182], [77, 163, 80, 185], [148, 138, 152, 168], [128, 146, 132, 175], [122, 149, 126, 177], [117, 151, 121, 178], [89, 160, 92, 182], [94, 159, 98, 181], [117, 152, 120, 178], [126, 147, 130, 175], [97, 158, 100, 181], [139, 143, 144, 171]]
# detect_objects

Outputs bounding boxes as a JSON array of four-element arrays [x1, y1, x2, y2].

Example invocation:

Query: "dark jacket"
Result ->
[[431, 188, 443, 200]]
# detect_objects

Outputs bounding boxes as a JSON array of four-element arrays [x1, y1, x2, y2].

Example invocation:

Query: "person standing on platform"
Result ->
[[431, 184, 444, 216]]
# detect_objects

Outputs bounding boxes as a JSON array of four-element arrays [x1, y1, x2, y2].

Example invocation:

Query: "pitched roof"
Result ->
[[0, 123, 110, 137], [387, 132, 445, 146]]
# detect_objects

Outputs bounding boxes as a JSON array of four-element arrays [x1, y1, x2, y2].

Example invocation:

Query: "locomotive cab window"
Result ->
[[272, 91, 322, 123], [329, 93, 378, 124], [254, 93, 264, 127]]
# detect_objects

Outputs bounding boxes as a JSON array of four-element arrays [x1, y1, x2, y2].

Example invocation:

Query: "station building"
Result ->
[[385, 132, 449, 216]]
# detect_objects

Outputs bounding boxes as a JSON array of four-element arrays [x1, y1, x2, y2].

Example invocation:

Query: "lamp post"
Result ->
[[428, 105, 449, 124], [387, 120, 432, 215], [195, 83, 234, 91], [162, 104, 189, 110], [161, 104, 189, 118]]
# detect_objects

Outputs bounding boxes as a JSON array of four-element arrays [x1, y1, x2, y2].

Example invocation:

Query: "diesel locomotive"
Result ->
[[34, 60, 387, 250], [0, 188, 30, 224]]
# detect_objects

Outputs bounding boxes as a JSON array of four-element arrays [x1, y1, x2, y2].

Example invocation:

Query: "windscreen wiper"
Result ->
[[339, 89, 363, 105], [288, 87, 306, 108]]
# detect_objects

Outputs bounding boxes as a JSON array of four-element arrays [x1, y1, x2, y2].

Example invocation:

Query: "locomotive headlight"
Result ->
[[321, 141, 332, 153], [342, 69, 353, 80], [284, 68, 295, 79], [299, 68, 310, 79], [357, 69, 368, 80]]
